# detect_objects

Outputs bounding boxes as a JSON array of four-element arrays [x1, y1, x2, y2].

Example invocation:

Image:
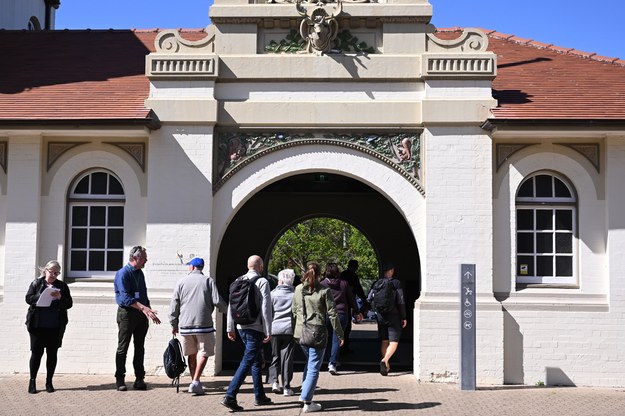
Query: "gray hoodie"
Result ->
[[226, 270, 273, 336]]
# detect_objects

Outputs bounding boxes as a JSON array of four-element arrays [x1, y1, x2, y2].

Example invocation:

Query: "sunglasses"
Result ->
[[47, 269, 61, 276]]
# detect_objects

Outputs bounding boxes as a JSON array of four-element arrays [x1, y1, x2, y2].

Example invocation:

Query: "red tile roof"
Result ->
[[1, 28, 624, 124]]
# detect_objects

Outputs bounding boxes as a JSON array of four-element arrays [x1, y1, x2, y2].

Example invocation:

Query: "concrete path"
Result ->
[[2, 371, 624, 415]]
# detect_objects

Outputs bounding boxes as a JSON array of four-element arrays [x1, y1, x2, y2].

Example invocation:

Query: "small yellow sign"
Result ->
[[520, 264, 528, 275]]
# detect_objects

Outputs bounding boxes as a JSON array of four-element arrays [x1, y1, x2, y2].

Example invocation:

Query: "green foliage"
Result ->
[[268, 217, 378, 290], [264, 30, 306, 54], [333, 30, 375, 54]]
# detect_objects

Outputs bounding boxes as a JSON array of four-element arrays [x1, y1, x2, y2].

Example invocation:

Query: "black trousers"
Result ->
[[115, 307, 149, 380]]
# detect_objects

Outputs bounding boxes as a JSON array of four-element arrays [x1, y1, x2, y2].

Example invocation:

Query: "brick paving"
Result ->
[[2, 370, 624, 416]]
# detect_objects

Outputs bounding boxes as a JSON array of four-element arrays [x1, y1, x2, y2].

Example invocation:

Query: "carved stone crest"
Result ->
[[296, 0, 343, 55]]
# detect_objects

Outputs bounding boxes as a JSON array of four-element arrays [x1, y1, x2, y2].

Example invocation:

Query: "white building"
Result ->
[[0, 0, 59, 30], [1, 0, 625, 387]]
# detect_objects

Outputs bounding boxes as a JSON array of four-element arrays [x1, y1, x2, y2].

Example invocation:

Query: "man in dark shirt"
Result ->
[[113, 246, 161, 391]]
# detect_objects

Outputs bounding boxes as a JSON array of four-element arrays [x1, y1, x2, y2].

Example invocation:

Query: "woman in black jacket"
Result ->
[[25, 260, 73, 394]]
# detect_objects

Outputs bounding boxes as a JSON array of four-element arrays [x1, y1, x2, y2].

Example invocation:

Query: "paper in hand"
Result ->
[[36, 287, 61, 307]]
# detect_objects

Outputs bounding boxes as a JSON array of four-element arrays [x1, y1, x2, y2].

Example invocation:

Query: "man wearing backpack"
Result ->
[[221, 255, 273, 412], [367, 261, 407, 376], [169, 257, 227, 395]]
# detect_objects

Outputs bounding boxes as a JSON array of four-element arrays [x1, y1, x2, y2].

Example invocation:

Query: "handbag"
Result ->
[[299, 290, 327, 349]]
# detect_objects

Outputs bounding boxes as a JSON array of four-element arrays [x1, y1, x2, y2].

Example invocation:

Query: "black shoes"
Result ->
[[221, 396, 244, 412], [45, 381, 55, 393], [133, 378, 147, 390], [254, 396, 273, 406], [116, 378, 127, 391], [28, 379, 36, 394], [379, 361, 389, 376]]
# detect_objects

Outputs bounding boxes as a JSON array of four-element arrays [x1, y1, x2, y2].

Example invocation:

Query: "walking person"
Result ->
[[268, 268, 296, 396], [113, 246, 161, 391], [221, 255, 273, 412], [320, 263, 362, 375], [25, 260, 73, 394], [367, 261, 407, 376], [169, 257, 227, 395], [293, 262, 344, 413], [340, 259, 369, 354]]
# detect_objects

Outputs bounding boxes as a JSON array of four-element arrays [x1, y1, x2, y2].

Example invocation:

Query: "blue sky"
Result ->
[[55, 0, 623, 59]]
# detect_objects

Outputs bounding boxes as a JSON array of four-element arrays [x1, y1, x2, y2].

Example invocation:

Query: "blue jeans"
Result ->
[[326, 312, 348, 366], [299, 345, 326, 402], [225, 329, 266, 401]]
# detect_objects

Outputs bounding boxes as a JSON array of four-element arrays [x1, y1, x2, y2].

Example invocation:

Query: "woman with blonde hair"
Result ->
[[292, 262, 343, 413], [25, 260, 73, 394]]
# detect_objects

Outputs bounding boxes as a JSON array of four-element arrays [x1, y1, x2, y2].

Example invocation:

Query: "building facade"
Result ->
[[1, 0, 625, 387]]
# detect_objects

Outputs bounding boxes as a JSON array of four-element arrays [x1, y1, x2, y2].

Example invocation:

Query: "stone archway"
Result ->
[[215, 172, 420, 371]]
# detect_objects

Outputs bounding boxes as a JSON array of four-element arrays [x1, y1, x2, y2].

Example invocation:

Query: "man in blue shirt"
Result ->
[[113, 246, 161, 391]]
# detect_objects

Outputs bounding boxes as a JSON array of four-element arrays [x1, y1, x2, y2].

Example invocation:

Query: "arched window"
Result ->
[[67, 170, 125, 278], [515, 172, 576, 285], [28, 16, 41, 30]]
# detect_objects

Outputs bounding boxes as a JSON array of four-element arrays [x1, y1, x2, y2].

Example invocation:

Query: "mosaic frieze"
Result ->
[[215, 132, 421, 192]]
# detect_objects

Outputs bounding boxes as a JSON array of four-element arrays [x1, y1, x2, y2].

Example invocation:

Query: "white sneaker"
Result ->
[[271, 382, 281, 394], [303, 402, 322, 413], [190, 381, 205, 395], [328, 364, 337, 375], [187, 382, 195, 393], [283, 387, 294, 396]]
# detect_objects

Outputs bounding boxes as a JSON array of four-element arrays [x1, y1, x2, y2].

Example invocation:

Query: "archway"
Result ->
[[216, 172, 420, 371]]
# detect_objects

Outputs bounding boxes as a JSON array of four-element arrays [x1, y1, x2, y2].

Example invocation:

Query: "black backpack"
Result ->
[[229, 275, 261, 325], [163, 336, 186, 392], [371, 278, 396, 314]]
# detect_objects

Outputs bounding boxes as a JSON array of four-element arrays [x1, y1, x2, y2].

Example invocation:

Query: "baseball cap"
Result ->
[[186, 257, 204, 268]]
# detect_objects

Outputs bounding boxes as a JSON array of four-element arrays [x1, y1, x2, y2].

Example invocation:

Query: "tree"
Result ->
[[268, 217, 378, 290]]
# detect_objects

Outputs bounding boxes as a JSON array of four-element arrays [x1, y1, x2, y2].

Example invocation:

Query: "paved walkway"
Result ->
[[2, 371, 624, 415]]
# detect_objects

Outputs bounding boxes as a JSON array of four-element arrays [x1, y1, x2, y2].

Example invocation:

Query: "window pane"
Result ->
[[556, 256, 573, 277], [108, 229, 123, 249], [554, 178, 571, 198], [555, 210, 573, 230], [74, 176, 89, 194], [517, 179, 534, 197], [107, 251, 123, 271], [535, 175, 553, 197], [72, 206, 88, 226], [109, 176, 124, 195], [91, 172, 108, 194], [517, 209, 533, 230], [536, 210, 553, 230], [89, 229, 105, 248], [517, 256, 534, 276], [90, 206, 106, 226], [517, 233, 534, 253], [71, 251, 87, 270], [89, 251, 105, 270], [536, 256, 553, 276], [556, 233, 573, 253], [71, 229, 87, 248], [536, 233, 553, 253], [108, 207, 124, 226]]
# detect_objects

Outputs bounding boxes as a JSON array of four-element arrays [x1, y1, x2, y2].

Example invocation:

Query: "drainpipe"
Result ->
[[44, 0, 61, 30]]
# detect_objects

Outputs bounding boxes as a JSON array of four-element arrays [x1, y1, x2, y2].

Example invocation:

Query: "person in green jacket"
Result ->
[[292, 262, 344, 413]]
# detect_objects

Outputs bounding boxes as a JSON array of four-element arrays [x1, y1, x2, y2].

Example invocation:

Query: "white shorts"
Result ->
[[181, 332, 216, 358]]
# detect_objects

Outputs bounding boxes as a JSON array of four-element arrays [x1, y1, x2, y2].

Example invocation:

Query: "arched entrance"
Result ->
[[215, 171, 421, 371]]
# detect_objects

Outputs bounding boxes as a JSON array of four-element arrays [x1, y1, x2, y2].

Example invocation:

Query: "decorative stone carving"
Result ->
[[296, 0, 343, 55], [214, 132, 422, 193], [558, 143, 600, 173], [47, 142, 88, 171], [265, 29, 374, 53], [426, 28, 489, 53], [104, 142, 146, 172], [0, 141, 6, 173], [154, 27, 215, 54], [495, 144, 536, 171]]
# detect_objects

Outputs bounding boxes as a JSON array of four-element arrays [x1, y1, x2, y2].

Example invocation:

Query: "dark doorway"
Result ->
[[216, 173, 420, 372]]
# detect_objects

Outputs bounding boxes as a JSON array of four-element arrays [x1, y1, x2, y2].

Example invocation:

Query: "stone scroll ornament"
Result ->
[[296, 0, 343, 55]]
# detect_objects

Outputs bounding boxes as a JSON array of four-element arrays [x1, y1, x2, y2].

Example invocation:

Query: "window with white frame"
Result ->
[[515, 172, 577, 285], [67, 171, 125, 278]]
